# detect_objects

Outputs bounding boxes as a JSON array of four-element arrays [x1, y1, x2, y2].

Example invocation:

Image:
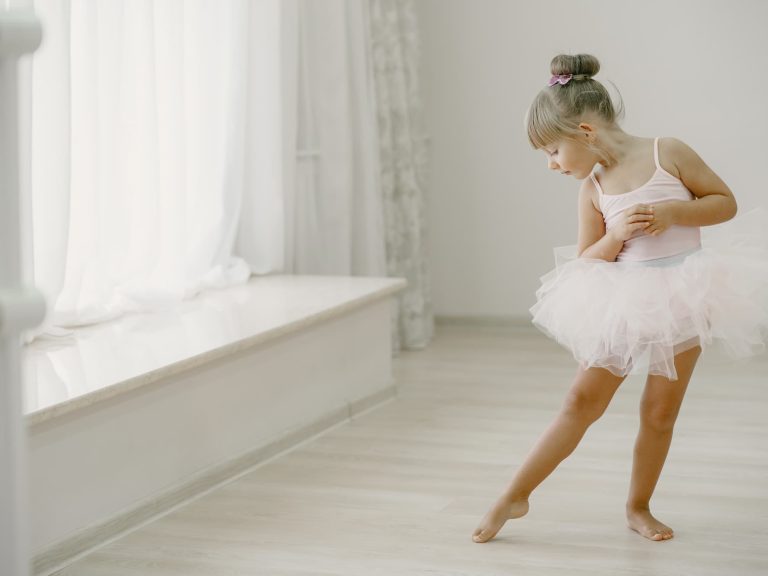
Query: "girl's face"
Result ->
[[541, 138, 598, 180]]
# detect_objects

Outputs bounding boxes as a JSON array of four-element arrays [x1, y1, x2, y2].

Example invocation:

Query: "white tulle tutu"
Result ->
[[530, 208, 768, 380]]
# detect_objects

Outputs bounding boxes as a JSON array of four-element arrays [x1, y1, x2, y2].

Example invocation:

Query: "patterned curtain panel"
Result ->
[[369, 0, 434, 351]]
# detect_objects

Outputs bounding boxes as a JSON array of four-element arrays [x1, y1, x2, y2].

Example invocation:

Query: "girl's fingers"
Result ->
[[632, 204, 653, 214]]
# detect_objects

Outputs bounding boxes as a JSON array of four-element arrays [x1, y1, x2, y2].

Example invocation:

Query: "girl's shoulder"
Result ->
[[657, 137, 696, 180], [657, 137, 735, 203], [579, 172, 602, 212]]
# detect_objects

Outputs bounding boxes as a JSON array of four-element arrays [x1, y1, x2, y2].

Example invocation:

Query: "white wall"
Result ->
[[417, 0, 768, 318]]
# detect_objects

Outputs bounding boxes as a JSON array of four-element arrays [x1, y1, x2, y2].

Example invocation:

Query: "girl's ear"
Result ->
[[578, 122, 596, 141]]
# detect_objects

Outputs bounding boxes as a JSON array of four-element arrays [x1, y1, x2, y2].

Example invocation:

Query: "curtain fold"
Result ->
[[369, 0, 434, 350], [235, 0, 286, 275], [280, 0, 386, 277]]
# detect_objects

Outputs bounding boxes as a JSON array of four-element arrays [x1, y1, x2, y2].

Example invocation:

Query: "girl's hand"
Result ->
[[643, 202, 677, 236], [609, 204, 655, 242]]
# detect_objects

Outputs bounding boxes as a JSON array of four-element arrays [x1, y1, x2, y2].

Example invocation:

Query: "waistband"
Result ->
[[630, 246, 702, 268]]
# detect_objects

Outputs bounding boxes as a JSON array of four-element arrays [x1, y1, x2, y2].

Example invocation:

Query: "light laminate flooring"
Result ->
[[53, 324, 768, 576]]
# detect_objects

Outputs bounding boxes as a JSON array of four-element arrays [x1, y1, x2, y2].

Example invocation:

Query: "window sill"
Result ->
[[23, 274, 406, 427]]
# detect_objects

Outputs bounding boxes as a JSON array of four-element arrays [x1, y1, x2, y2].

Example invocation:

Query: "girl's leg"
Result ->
[[473, 365, 625, 543], [626, 345, 701, 541]]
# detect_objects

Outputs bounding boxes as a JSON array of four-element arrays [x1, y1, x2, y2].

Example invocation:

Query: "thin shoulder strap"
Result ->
[[589, 172, 604, 196], [653, 137, 662, 170]]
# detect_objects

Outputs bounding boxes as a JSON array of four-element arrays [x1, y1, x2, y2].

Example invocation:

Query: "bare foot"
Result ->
[[626, 507, 674, 541], [472, 498, 529, 543]]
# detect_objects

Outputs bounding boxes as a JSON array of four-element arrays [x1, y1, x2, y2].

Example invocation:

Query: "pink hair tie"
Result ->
[[548, 74, 573, 86], [547, 73, 591, 87]]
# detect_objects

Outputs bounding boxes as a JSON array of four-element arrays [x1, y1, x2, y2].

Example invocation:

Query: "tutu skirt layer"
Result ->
[[530, 209, 768, 380]]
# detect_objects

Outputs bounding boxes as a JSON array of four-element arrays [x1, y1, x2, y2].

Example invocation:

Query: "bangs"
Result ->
[[526, 94, 564, 149], [525, 91, 573, 150]]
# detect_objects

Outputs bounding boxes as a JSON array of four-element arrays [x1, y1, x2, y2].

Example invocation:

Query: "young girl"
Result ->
[[472, 53, 768, 543]]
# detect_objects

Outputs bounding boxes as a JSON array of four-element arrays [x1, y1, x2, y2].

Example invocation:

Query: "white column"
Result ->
[[0, 11, 44, 576]]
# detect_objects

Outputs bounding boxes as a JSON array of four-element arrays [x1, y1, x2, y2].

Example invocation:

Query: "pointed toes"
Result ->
[[472, 527, 493, 543]]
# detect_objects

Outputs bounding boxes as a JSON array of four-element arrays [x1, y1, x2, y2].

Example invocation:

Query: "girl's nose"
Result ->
[[548, 158, 559, 170]]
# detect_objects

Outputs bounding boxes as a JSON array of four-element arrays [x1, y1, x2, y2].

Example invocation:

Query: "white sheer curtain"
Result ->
[[234, 0, 287, 274], [240, 0, 432, 350], [242, 0, 387, 277], [25, 0, 267, 334], [22, 0, 431, 351]]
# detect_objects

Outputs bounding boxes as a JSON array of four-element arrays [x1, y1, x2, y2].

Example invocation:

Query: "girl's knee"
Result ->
[[641, 404, 680, 432], [561, 390, 607, 424]]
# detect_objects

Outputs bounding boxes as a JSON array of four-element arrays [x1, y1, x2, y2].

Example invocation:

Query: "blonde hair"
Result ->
[[526, 54, 624, 160]]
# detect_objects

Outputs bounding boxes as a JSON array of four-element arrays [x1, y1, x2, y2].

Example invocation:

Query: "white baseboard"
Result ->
[[435, 314, 533, 327]]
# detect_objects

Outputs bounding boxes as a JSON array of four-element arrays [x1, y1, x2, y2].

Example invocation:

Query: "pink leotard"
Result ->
[[590, 137, 702, 262]]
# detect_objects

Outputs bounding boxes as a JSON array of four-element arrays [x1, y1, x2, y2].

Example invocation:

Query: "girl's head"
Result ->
[[526, 54, 624, 174]]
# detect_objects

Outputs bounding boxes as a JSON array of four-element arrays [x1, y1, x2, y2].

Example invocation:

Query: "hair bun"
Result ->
[[550, 54, 600, 78]]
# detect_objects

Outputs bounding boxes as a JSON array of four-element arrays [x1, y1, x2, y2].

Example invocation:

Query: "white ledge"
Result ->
[[23, 275, 406, 427]]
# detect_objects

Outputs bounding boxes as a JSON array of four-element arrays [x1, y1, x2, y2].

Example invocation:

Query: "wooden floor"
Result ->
[[53, 324, 768, 575]]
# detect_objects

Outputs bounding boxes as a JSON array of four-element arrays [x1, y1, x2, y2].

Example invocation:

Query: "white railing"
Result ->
[[0, 10, 44, 576]]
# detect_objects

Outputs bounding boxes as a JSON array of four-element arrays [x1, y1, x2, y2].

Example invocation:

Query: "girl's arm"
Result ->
[[576, 178, 624, 261], [646, 138, 737, 234]]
